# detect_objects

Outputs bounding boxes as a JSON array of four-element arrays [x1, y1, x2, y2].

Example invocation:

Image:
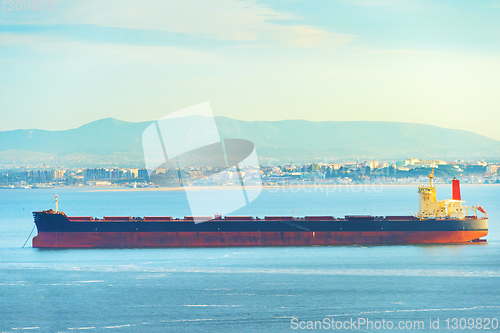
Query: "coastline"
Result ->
[[83, 183, 500, 192]]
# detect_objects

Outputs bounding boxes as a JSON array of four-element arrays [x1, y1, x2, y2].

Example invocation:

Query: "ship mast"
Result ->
[[55, 193, 58, 213], [417, 169, 437, 218]]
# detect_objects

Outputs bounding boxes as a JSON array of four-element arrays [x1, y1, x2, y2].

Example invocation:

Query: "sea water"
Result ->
[[0, 185, 499, 332]]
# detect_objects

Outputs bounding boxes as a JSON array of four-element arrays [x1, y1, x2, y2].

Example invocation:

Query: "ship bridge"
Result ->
[[417, 170, 484, 220]]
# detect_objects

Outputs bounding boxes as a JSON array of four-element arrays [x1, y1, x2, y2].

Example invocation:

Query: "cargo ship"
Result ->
[[32, 171, 488, 248]]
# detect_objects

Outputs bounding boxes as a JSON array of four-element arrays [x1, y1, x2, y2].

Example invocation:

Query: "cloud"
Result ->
[[2, 0, 353, 48], [264, 24, 353, 48], [342, 0, 422, 11], [0, 33, 216, 63]]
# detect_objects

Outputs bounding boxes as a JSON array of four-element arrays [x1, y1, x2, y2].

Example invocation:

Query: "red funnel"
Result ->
[[452, 178, 461, 200]]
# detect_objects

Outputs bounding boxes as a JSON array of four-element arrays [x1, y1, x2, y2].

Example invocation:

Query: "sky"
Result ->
[[0, 0, 499, 140]]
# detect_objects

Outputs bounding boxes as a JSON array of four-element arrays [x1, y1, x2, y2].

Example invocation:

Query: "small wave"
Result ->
[[103, 324, 132, 329], [124, 304, 155, 308], [1, 283, 26, 286], [68, 327, 95, 330], [327, 305, 500, 317], [4, 263, 498, 278], [209, 293, 254, 296], [155, 267, 500, 277], [12, 328, 40, 330], [41, 283, 65, 286], [136, 273, 166, 279], [167, 319, 215, 322], [180, 305, 241, 307], [203, 288, 231, 290]]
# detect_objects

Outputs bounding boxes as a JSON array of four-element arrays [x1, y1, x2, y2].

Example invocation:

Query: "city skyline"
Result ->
[[2, 157, 498, 188], [1, 0, 500, 140]]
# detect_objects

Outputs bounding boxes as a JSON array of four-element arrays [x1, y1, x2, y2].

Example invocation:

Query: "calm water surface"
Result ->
[[0, 185, 499, 332]]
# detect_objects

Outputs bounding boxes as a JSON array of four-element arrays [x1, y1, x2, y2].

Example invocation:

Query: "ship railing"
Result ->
[[464, 205, 487, 219], [434, 216, 459, 220], [465, 215, 487, 220]]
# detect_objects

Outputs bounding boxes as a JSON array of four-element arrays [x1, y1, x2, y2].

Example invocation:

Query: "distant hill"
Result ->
[[0, 119, 150, 167], [216, 118, 500, 163], [0, 117, 499, 167]]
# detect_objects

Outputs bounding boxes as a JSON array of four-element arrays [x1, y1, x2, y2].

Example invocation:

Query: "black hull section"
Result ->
[[33, 212, 488, 233]]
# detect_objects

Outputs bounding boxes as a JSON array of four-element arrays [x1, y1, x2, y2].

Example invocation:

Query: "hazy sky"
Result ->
[[1, 0, 499, 140]]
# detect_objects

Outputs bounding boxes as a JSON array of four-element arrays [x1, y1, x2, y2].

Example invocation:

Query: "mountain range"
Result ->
[[0, 117, 499, 167]]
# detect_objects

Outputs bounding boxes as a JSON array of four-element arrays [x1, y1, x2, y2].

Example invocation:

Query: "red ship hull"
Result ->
[[33, 230, 488, 248]]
